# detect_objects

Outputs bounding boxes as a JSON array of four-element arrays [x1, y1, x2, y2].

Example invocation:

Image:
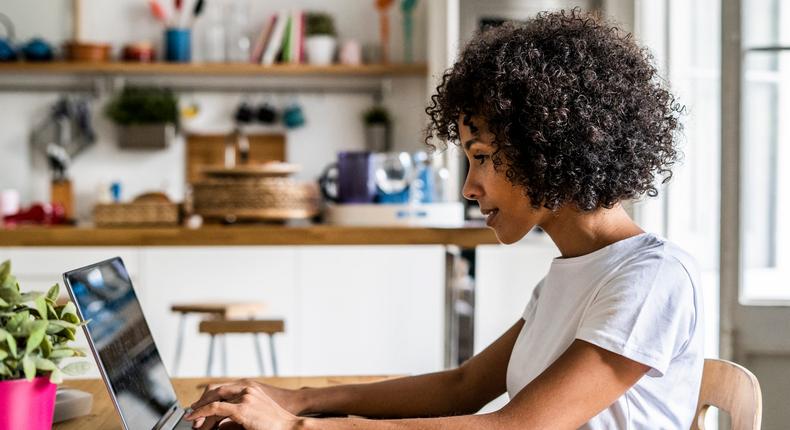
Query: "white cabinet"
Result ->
[[0, 245, 447, 378], [296, 246, 446, 376]]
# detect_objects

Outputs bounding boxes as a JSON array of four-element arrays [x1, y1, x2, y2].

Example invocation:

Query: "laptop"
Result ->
[[63, 257, 194, 430]]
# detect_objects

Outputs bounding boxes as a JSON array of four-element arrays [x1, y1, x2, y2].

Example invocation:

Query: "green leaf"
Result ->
[[34, 294, 48, 320], [49, 348, 75, 359], [60, 302, 79, 322], [0, 328, 16, 357], [0, 282, 20, 303], [41, 336, 53, 357], [22, 354, 35, 380], [0, 349, 7, 360], [61, 361, 91, 376], [49, 368, 63, 384], [0, 362, 10, 376], [35, 357, 57, 371], [0, 296, 8, 307], [47, 303, 58, 319], [0, 260, 9, 283], [25, 320, 47, 355], [46, 284, 60, 303], [7, 310, 28, 332]]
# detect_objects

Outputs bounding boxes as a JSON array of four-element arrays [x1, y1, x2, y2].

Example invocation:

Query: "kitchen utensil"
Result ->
[[375, 0, 394, 63], [165, 27, 191, 62], [319, 151, 377, 204], [21, 38, 54, 61], [283, 102, 306, 129], [374, 151, 414, 203], [0, 13, 17, 62], [401, 0, 418, 63], [63, 41, 112, 62], [256, 103, 278, 124], [192, 164, 319, 222], [148, 0, 169, 23], [122, 42, 156, 62], [0, 189, 20, 216]]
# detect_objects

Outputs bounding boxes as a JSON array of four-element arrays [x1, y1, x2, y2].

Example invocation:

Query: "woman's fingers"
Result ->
[[186, 401, 241, 423], [191, 383, 246, 410]]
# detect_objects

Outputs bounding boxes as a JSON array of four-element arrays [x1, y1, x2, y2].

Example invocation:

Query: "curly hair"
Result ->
[[425, 8, 683, 211]]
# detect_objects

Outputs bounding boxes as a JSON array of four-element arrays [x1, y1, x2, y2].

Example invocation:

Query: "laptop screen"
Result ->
[[64, 257, 178, 429]]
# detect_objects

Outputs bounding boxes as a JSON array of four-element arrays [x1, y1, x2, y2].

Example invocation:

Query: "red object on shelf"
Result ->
[[122, 42, 156, 62], [2, 203, 67, 227]]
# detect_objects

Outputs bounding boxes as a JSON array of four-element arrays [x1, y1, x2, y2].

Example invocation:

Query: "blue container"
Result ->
[[165, 28, 191, 62]]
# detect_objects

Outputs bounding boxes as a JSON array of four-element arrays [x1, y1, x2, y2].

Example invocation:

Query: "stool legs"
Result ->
[[253, 333, 266, 375], [221, 335, 228, 376], [269, 334, 279, 376], [172, 313, 187, 376], [206, 334, 216, 376]]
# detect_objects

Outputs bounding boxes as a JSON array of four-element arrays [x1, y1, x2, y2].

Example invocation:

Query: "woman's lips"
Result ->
[[483, 209, 499, 227]]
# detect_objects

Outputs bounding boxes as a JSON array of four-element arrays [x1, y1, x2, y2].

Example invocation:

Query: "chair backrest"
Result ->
[[691, 358, 762, 430]]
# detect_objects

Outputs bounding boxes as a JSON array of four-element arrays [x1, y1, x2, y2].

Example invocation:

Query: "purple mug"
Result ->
[[319, 151, 377, 203]]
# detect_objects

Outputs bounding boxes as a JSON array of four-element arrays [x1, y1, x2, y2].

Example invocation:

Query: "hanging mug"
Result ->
[[319, 151, 377, 204]]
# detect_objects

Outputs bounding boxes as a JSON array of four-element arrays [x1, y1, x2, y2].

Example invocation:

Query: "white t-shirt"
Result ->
[[506, 233, 704, 429]]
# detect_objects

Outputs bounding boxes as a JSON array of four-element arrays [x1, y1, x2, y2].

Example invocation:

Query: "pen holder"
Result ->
[[165, 28, 191, 62]]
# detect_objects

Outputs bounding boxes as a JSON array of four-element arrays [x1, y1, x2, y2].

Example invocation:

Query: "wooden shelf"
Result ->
[[0, 225, 497, 248], [0, 61, 428, 77]]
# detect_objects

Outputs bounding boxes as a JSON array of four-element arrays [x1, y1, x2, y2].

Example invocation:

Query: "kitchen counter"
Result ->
[[0, 224, 498, 248]]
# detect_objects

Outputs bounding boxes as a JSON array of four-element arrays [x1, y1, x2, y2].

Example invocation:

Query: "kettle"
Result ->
[[0, 13, 17, 61]]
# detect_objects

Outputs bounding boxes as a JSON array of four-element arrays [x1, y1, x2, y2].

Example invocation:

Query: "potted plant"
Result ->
[[0, 260, 89, 429], [362, 105, 391, 152], [305, 12, 337, 65], [105, 86, 179, 149]]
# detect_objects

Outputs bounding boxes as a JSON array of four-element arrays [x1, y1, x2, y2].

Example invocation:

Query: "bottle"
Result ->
[[225, 0, 251, 62], [203, 2, 225, 62]]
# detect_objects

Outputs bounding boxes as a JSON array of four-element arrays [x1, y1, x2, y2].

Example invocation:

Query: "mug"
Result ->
[[165, 28, 191, 62], [319, 151, 376, 204]]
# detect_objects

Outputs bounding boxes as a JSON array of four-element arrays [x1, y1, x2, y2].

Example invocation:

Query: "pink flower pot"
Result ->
[[0, 376, 57, 429]]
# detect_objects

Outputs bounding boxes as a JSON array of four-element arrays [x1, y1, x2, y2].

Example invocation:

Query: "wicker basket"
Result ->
[[192, 177, 320, 221], [94, 202, 180, 227]]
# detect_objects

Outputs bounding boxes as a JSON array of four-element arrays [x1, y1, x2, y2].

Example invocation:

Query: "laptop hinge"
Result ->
[[154, 404, 184, 430]]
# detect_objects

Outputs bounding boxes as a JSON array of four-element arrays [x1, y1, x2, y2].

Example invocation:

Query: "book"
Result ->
[[289, 10, 303, 64], [262, 10, 288, 65], [250, 14, 276, 63], [281, 14, 293, 63]]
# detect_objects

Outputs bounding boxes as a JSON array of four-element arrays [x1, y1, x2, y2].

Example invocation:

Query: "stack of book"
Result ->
[[250, 10, 307, 65]]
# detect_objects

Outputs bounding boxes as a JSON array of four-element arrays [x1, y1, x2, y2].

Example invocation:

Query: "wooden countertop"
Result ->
[[0, 225, 498, 248], [54, 375, 397, 430]]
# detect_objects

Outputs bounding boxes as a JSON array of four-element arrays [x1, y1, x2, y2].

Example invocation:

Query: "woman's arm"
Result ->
[[188, 339, 650, 430], [295, 319, 525, 418], [296, 339, 651, 430], [189, 320, 525, 429]]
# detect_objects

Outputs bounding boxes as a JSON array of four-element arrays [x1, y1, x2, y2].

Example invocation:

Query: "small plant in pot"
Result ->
[[105, 86, 179, 149], [305, 12, 337, 65], [363, 105, 391, 152], [0, 260, 90, 429]]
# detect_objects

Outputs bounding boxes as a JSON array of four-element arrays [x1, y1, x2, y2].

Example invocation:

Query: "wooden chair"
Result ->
[[199, 319, 285, 377], [691, 358, 762, 430], [170, 302, 266, 375]]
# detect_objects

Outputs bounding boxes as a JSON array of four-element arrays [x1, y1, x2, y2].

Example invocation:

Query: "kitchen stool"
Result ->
[[169, 302, 266, 376], [200, 319, 285, 377]]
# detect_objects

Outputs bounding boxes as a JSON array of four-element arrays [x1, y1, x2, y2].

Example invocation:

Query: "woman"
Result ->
[[187, 9, 703, 430]]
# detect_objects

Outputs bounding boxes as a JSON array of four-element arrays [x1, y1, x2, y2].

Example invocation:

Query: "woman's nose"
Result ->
[[462, 174, 481, 201]]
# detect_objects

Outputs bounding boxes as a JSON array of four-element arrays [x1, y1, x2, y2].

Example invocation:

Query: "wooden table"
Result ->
[[54, 376, 396, 429]]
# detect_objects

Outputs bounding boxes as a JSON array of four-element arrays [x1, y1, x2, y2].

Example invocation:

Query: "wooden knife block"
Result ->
[[186, 133, 286, 184]]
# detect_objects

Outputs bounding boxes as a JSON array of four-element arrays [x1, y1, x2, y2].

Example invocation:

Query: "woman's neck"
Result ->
[[539, 204, 645, 258]]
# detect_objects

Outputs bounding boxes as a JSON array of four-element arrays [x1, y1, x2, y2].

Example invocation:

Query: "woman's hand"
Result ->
[[186, 381, 302, 430]]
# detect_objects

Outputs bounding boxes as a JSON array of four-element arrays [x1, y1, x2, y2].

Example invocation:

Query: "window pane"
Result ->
[[741, 50, 790, 301]]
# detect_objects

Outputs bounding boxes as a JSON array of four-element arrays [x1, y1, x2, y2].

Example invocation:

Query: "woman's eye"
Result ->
[[473, 154, 488, 165]]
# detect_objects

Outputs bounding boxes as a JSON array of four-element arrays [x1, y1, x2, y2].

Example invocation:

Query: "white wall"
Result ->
[[0, 0, 429, 221]]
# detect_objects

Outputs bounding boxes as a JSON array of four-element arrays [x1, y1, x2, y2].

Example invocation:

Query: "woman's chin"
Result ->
[[491, 225, 533, 245]]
